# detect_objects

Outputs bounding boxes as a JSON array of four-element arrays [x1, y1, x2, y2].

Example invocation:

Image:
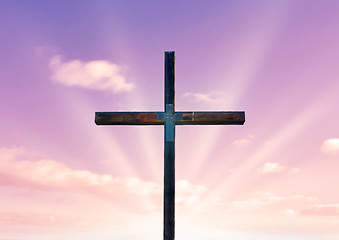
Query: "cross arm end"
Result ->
[[175, 111, 245, 125]]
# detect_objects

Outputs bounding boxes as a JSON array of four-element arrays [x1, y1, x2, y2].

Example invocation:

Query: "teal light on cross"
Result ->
[[157, 104, 183, 141]]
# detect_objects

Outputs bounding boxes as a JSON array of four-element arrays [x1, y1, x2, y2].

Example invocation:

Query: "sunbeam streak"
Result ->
[[212, 82, 338, 197]]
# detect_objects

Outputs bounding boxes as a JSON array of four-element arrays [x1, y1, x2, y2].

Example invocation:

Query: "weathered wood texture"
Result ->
[[164, 51, 175, 240], [95, 111, 245, 125], [95, 112, 164, 125], [165, 51, 175, 108], [177, 111, 245, 125], [164, 131, 175, 240]]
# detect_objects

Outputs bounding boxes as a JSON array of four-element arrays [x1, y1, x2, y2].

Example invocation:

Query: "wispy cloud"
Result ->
[[232, 198, 266, 209], [281, 208, 296, 216], [229, 191, 319, 213], [0, 147, 208, 210], [0, 147, 160, 201], [258, 162, 285, 173], [231, 135, 254, 148], [183, 91, 223, 103], [49, 55, 135, 93], [301, 204, 339, 217], [0, 147, 24, 161], [320, 138, 339, 156], [176, 180, 207, 207]]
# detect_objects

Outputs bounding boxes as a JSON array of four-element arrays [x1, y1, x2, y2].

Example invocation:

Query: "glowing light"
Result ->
[[321, 138, 339, 155]]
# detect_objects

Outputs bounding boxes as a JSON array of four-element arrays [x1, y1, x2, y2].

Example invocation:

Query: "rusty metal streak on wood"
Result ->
[[95, 112, 164, 125]]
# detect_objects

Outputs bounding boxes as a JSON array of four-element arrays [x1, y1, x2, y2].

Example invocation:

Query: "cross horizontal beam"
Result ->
[[95, 111, 245, 125]]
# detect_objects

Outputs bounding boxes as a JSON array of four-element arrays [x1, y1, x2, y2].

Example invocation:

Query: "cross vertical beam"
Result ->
[[164, 51, 175, 240]]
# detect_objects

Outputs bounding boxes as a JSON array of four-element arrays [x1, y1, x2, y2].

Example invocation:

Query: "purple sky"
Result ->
[[1, 1, 339, 239]]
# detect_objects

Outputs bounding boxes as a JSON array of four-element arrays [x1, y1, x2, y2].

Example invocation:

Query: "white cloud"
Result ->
[[0, 147, 209, 211], [259, 162, 285, 174], [49, 55, 135, 93], [0, 147, 160, 200], [320, 138, 339, 155], [183, 91, 223, 103], [231, 135, 254, 148], [282, 208, 295, 216], [176, 180, 207, 207]]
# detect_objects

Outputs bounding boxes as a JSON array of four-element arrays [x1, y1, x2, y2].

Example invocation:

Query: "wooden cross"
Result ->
[[95, 51, 245, 240]]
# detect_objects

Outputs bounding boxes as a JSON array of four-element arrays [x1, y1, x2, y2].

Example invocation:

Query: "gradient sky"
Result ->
[[1, 1, 339, 239]]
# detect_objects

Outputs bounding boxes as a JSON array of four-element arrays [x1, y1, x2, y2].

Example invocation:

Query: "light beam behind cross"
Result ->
[[95, 51, 245, 240]]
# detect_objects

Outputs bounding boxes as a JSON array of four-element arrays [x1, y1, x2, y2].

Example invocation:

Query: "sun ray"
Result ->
[[211, 81, 339, 198], [176, 1, 293, 187], [56, 90, 139, 177]]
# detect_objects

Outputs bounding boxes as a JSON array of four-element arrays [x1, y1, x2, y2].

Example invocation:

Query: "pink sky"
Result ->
[[1, 1, 339, 239]]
